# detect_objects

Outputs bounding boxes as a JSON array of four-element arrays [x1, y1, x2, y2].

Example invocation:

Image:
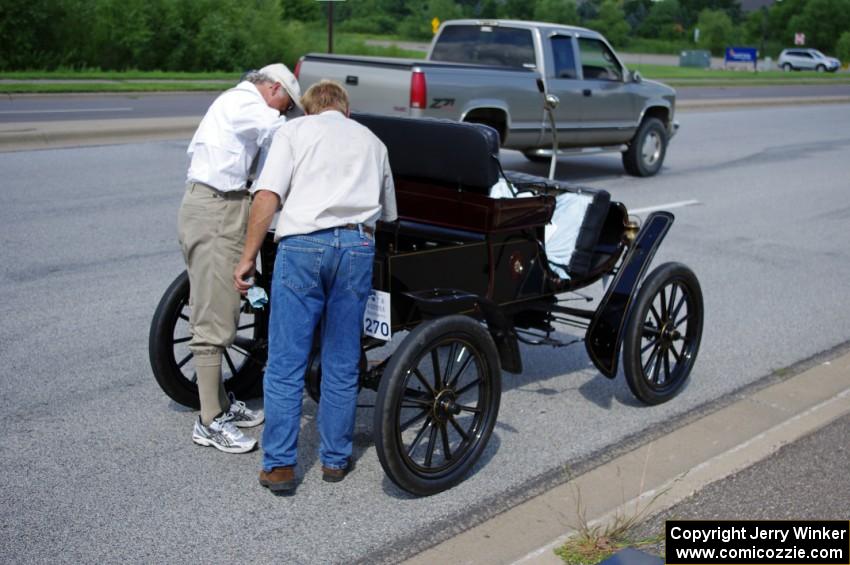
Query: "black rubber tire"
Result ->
[[374, 315, 501, 496], [622, 262, 703, 405], [622, 117, 668, 177], [148, 271, 268, 408], [816, 64, 826, 73], [782, 63, 793, 72]]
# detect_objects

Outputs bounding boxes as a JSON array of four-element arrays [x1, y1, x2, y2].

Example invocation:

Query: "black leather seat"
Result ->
[[352, 113, 501, 194]]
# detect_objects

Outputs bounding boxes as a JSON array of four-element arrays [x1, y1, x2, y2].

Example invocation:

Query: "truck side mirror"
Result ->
[[544, 93, 560, 111], [630, 70, 642, 83]]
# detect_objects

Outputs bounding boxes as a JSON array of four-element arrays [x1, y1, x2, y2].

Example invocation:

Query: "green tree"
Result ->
[[742, 8, 766, 43], [0, 0, 70, 69], [280, 0, 322, 21], [479, 0, 500, 19], [695, 8, 736, 54], [587, 0, 630, 47], [787, 0, 850, 53], [533, 0, 580, 26], [89, 0, 158, 69], [835, 31, 850, 66], [399, 0, 463, 40], [500, 0, 535, 20], [765, 0, 804, 44], [678, 0, 742, 27], [639, 0, 687, 40], [190, 0, 286, 71], [623, 0, 653, 32], [578, 0, 602, 22], [337, 0, 400, 34]]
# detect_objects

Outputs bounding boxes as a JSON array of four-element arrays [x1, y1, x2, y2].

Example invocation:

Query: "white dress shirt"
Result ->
[[254, 110, 398, 240], [187, 81, 286, 192]]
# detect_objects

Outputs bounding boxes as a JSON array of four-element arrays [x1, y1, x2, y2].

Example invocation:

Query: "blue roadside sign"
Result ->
[[725, 47, 758, 63]]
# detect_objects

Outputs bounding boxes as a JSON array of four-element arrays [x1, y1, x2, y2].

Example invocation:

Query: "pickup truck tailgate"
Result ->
[[298, 54, 416, 116]]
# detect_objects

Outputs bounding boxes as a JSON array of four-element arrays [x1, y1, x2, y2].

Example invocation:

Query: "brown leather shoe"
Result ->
[[259, 466, 296, 494], [321, 458, 354, 483]]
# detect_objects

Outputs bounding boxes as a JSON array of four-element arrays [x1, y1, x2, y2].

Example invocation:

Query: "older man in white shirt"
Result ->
[[234, 80, 397, 493], [179, 63, 301, 454]]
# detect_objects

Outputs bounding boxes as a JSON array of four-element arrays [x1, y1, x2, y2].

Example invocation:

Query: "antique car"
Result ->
[[149, 114, 703, 496]]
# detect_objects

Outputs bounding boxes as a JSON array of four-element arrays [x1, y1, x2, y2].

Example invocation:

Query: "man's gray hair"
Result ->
[[243, 70, 274, 85]]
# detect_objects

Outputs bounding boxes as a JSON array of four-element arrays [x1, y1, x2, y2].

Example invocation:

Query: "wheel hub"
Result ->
[[659, 321, 681, 345], [642, 132, 662, 165], [434, 389, 460, 422]]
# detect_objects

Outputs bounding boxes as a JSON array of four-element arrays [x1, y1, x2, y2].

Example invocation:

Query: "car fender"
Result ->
[[635, 99, 676, 137], [585, 211, 674, 378], [459, 100, 512, 132]]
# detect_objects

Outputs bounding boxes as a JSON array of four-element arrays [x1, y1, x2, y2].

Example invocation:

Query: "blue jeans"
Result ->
[[262, 227, 374, 471]]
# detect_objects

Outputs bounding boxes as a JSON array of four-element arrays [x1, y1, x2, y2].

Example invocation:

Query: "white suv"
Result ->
[[778, 48, 841, 72]]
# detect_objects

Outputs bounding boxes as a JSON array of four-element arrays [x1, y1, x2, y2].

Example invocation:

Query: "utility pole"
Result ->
[[328, 1, 334, 53], [760, 6, 768, 62], [319, 0, 346, 54]]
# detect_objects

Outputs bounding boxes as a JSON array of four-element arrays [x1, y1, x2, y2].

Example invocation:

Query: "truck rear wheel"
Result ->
[[623, 117, 667, 177]]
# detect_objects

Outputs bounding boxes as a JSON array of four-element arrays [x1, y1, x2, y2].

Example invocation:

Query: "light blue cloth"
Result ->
[[247, 286, 268, 309], [490, 179, 593, 280], [545, 191, 593, 279]]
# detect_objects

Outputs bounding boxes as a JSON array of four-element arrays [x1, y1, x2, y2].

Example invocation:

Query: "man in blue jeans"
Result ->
[[234, 80, 397, 494]]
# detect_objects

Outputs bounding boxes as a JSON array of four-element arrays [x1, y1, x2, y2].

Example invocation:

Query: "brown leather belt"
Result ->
[[189, 182, 249, 199], [341, 223, 374, 236]]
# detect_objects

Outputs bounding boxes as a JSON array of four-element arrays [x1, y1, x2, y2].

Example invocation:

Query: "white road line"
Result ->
[[0, 107, 133, 115], [629, 199, 701, 215]]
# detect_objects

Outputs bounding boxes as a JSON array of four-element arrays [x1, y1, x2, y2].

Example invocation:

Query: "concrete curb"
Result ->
[[678, 95, 850, 110], [402, 349, 850, 565], [0, 116, 200, 152]]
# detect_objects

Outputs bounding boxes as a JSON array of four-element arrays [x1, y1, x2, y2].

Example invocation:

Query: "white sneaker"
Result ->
[[227, 392, 264, 428], [192, 413, 256, 454]]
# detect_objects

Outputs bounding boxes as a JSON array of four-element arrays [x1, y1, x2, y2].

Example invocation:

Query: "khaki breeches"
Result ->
[[177, 182, 250, 355]]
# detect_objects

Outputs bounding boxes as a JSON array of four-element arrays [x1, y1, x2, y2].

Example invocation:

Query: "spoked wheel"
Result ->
[[622, 262, 703, 405], [148, 271, 268, 408], [374, 315, 501, 496]]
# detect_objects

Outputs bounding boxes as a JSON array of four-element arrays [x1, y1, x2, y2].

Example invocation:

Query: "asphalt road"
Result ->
[[1, 104, 850, 564], [0, 92, 219, 123], [630, 412, 850, 556], [1, 84, 849, 123]]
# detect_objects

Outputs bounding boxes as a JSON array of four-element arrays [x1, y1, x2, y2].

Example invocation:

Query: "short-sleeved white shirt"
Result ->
[[187, 81, 286, 192], [254, 110, 397, 240]]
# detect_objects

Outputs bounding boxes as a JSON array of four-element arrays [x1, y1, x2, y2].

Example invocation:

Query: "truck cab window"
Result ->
[[577, 37, 622, 81], [432, 25, 535, 69], [551, 36, 577, 79]]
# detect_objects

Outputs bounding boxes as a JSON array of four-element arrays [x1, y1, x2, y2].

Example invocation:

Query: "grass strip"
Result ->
[[0, 70, 241, 81], [667, 79, 850, 87], [631, 63, 850, 81], [0, 82, 229, 94]]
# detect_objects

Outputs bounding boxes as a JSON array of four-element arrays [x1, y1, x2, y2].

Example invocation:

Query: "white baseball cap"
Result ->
[[258, 63, 303, 112]]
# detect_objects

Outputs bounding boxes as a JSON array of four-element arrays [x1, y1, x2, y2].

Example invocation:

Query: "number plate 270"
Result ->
[[363, 289, 391, 341]]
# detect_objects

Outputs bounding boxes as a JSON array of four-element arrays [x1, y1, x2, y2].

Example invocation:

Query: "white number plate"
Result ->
[[363, 289, 391, 341]]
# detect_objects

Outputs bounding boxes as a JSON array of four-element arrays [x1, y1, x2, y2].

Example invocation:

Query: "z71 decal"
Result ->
[[429, 98, 455, 109]]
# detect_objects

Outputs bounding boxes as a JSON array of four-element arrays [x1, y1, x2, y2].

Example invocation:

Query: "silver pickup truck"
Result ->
[[296, 19, 678, 176]]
